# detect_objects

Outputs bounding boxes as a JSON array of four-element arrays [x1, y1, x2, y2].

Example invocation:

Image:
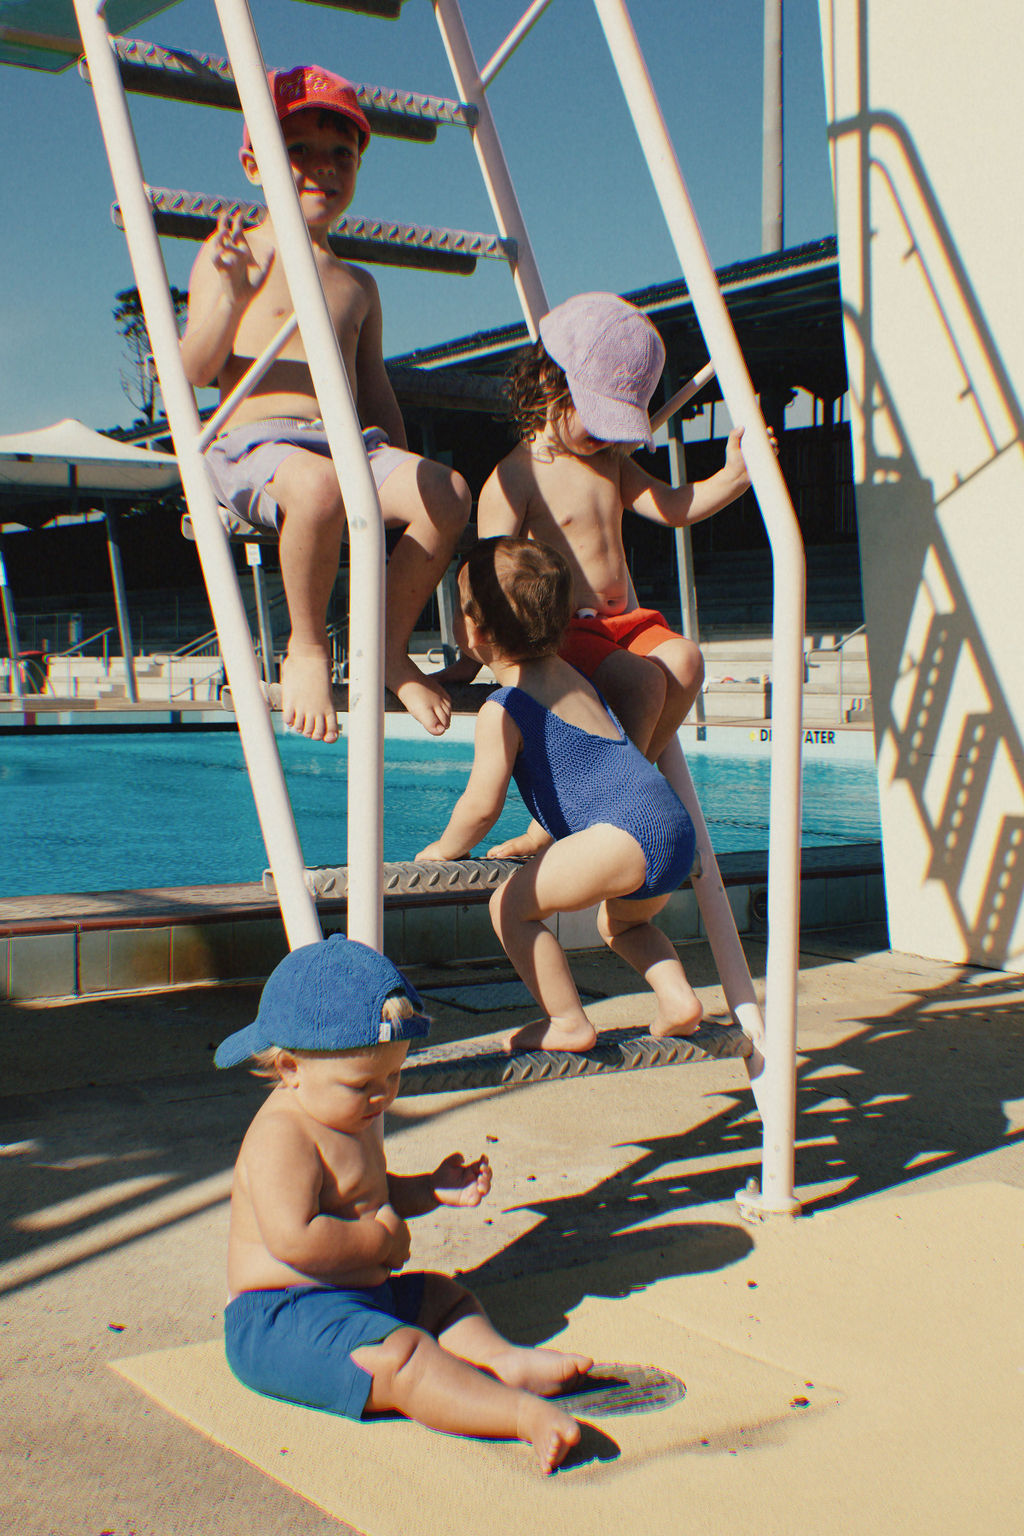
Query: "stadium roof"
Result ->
[[391, 236, 847, 410]]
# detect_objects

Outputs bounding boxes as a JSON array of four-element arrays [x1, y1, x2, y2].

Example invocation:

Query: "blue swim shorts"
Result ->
[[224, 1272, 427, 1420], [204, 418, 416, 535]]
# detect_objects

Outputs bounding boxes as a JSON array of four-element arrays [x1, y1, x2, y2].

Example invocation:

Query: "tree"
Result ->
[[113, 286, 189, 426]]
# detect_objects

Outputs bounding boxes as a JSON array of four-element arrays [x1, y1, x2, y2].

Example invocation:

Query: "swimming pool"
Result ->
[[0, 730, 880, 897]]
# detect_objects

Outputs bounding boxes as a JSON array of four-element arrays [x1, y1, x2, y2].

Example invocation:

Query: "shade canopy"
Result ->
[[0, 0, 178, 70], [0, 418, 180, 496]]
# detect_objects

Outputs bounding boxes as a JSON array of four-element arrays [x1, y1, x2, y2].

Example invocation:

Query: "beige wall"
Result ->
[[818, 0, 1024, 968]]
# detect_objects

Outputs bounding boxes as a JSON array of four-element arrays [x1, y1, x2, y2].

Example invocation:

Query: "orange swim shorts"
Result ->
[[558, 607, 679, 678]]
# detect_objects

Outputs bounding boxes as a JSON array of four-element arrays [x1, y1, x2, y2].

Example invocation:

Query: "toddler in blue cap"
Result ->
[[216, 934, 591, 1472]]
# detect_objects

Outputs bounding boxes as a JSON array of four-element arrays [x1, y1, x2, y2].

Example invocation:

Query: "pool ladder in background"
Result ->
[[17, 0, 806, 1217]]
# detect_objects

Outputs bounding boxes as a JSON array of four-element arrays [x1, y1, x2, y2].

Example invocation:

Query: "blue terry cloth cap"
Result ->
[[214, 935, 430, 1068], [539, 291, 665, 450]]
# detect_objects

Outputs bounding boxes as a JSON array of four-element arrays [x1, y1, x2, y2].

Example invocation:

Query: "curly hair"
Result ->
[[461, 536, 573, 659], [505, 341, 573, 441]]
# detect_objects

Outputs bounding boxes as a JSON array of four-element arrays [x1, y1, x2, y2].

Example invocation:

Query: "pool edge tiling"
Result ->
[[0, 842, 885, 1002]]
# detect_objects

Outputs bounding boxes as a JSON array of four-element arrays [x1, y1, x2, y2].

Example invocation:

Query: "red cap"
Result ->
[[241, 65, 371, 158]]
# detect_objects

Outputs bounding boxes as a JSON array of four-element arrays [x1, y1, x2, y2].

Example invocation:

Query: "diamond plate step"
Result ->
[[263, 855, 524, 901], [400, 1022, 752, 1095], [303, 0, 406, 19], [84, 38, 476, 142], [117, 187, 513, 274]]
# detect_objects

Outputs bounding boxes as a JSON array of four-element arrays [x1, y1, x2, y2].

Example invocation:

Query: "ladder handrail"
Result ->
[[649, 360, 717, 433], [197, 312, 299, 450], [591, 0, 804, 1217], [432, 0, 549, 333], [213, 0, 387, 949], [479, 0, 556, 88], [48, 625, 117, 660], [72, 0, 322, 952], [804, 622, 867, 659]]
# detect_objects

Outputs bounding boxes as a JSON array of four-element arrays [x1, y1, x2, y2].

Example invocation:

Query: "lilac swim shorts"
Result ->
[[203, 417, 416, 534]]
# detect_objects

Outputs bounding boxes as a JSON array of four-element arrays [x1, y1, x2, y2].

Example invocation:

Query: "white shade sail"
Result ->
[[0, 418, 180, 494]]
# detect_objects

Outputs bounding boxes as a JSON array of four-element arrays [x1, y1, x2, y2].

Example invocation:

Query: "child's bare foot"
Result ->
[[387, 659, 452, 737], [492, 1345, 593, 1397], [504, 1017, 597, 1053], [487, 821, 554, 860], [281, 645, 339, 743], [517, 1395, 581, 1475], [650, 990, 704, 1039]]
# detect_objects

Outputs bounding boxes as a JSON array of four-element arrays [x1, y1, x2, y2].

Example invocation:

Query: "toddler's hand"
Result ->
[[374, 1202, 412, 1270], [415, 842, 446, 862], [432, 1152, 492, 1208]]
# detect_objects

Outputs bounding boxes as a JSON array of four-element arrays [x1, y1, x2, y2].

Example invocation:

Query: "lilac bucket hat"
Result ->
[[539, 292, 666, 449]]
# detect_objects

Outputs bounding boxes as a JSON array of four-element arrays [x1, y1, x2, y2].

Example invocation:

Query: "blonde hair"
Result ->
[[249, 991, 417, 1081]]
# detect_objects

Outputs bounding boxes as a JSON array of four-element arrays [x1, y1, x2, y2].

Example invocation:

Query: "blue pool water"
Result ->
[[0, 731, 880, 897]]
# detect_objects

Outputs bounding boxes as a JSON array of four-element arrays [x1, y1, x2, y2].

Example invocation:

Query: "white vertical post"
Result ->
[[761, 0, 784, 253], [432, 0, 550, 334], [246, 541, 277, 686], [593, 0, 804, 1216], [213, 0, 386, 950], [103, 502, 139, 703], [73, 0, 321, 950], [0, 545, 24, 701]]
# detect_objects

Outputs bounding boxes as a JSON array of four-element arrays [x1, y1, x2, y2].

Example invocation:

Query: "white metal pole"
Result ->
[[198, 312, 299, 450], [213, 0, 386, 950], [761, 0, 784, 254], [432, 0, 549, 334], [659, 737, 765, 1082], [479, 0, 556, 87], [660, 363, 705, 728], [593, 0, 804, 1216], [73, 0, 321, 950], [649, 360, 716, 433], [0, 547, 24, 701]]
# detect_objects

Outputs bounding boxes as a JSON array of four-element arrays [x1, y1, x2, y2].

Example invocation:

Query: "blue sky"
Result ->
[[0, 0, 836, 432]]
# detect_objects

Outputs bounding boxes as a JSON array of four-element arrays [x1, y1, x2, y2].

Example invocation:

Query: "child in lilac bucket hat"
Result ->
[[214, 935, 592, 1471], [471, 292, 772, 862]]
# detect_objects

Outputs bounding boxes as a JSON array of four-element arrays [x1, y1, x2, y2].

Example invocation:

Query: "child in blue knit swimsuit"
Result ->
[[417, 536, 702, 1054]]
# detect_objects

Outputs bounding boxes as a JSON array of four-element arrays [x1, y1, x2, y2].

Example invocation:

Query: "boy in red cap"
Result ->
[[473, 293, 771, 858], [182, 65, 470, 744]]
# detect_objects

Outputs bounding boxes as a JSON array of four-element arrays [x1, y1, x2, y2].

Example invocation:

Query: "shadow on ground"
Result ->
[[2, 935, 1023, 1306]]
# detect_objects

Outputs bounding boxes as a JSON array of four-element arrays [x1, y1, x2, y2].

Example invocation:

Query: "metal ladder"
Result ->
[[16, 0, 806, 1216]]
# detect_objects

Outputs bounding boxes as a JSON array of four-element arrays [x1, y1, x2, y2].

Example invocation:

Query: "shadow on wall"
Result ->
[[823, 0, 1024, 967]]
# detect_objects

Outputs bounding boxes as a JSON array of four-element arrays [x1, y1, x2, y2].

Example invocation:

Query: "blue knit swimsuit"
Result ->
[[489, 684, 696, 900]]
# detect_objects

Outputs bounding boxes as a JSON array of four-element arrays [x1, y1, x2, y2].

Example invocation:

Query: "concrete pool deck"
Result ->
[[3, 921, 1023, 1535]]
